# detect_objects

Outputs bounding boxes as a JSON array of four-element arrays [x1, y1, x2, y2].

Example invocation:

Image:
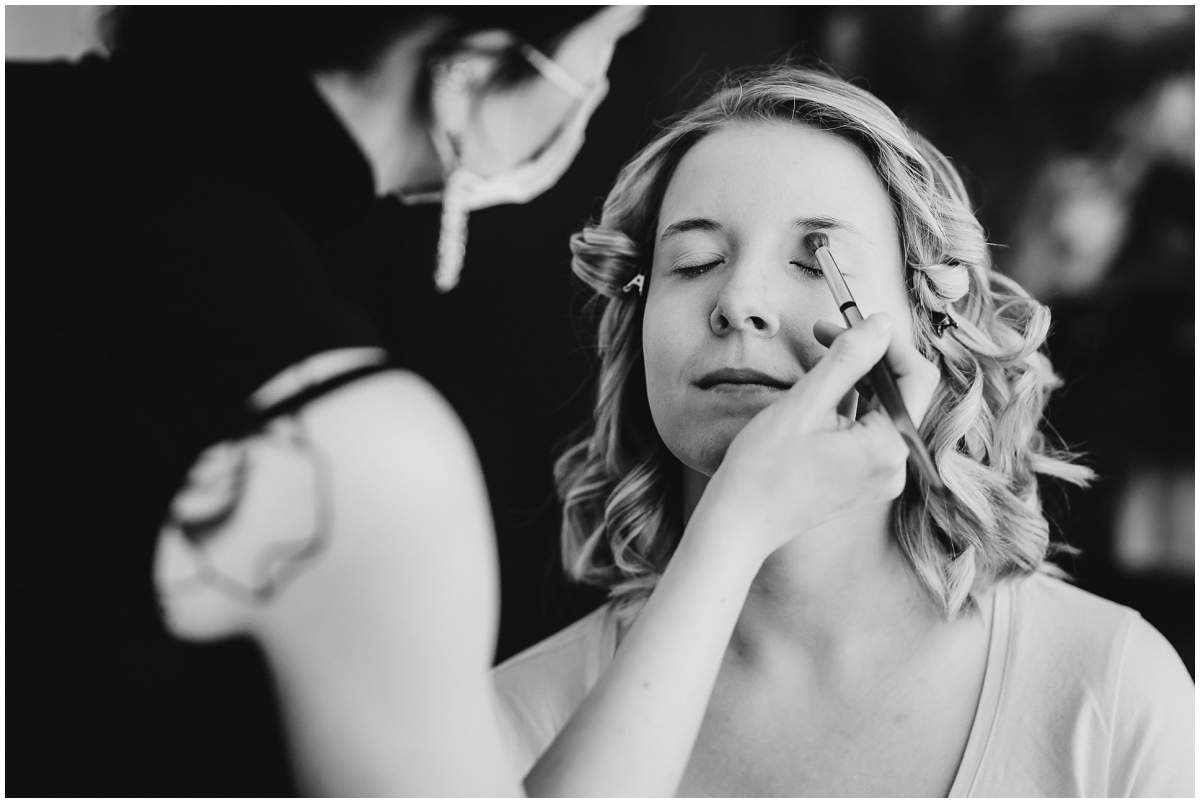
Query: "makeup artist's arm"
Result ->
[[523, 314, 941, 796], [182, 373, 521, 795]]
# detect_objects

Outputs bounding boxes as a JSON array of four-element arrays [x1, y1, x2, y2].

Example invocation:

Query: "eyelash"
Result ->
[[791, 260, 823, 279], [671, 259, 823, 279]]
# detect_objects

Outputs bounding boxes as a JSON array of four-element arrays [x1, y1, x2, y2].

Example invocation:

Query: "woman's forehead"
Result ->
[[656, 121, 893, 238]]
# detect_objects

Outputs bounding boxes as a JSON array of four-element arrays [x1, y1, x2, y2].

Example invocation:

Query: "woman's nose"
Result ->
[[709, 266, 781, 337]]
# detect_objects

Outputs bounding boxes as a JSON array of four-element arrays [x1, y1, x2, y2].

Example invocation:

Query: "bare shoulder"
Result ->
[[236, 368, 516, 795], [244, 367, 500, 651], [290, 365, 496, 575], [299, 368, 476, 461], [295, 369, 494, 543]]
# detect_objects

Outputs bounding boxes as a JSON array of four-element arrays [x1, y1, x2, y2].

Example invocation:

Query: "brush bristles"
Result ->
[[804, 231, 830, 252]]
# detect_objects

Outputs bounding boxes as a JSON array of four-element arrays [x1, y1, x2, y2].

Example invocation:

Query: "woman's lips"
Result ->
[[703, 381, 787, 395], [695, 367, 794, 390]]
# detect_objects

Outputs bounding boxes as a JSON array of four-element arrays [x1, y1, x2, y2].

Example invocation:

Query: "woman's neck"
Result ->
[[681, 466, 942, 675]]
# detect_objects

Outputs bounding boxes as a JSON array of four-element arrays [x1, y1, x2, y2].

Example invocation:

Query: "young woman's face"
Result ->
[[643, 121, 914, 476]]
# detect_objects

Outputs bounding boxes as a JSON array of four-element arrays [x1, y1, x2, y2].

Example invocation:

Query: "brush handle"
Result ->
[[814, 246, 944, 492], [863, 349, 944, 492]]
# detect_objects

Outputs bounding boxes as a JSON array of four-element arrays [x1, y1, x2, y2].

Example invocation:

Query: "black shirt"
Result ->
[[7, 54, 398, 794]]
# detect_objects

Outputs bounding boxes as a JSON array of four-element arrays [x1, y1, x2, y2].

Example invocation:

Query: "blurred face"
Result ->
[[458, 7, 644, 176], [643, 121, 914, 475]]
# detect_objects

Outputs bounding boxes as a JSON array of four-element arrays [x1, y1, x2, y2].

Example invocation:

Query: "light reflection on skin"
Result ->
[[643, 120, 914, 477]]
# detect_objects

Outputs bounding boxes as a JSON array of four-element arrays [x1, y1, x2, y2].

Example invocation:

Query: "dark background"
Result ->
[[7, 6, 1194, 676]]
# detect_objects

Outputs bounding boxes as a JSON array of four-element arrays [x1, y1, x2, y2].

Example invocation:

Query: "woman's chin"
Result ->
[[669, 426, 743, 477]]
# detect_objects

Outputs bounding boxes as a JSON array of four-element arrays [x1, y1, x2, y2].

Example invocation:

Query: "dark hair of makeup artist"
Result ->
[[102, 7, 597, 85]]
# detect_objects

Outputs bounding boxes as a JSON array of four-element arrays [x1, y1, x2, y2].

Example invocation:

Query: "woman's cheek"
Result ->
[[642, 300, 697, 423], [642, 290, 688, 369], [643, 330, 680, 403], [841, 281, 912, 343]]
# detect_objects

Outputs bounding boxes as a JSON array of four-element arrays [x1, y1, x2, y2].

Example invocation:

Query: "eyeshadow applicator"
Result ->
[[803, 232, 944, 493]]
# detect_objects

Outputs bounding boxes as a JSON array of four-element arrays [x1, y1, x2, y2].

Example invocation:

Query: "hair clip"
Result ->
[[930, 309, 958, 337], [621, 273, 645, 297]]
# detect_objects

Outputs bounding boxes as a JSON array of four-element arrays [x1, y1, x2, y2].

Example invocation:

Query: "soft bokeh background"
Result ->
[[8, 5, 1193, 673]]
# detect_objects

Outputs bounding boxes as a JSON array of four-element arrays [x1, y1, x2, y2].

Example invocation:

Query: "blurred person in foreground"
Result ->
[[5, 6, 641, 795]]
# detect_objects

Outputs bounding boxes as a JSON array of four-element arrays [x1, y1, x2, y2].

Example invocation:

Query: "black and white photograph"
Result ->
[[5, 4, 1195, 797]]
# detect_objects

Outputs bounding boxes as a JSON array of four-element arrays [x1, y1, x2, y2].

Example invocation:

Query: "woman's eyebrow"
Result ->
[[792, 214, 859, 232], [792, 215, 866, 239], [658, 217, 723, 242], [658, 215, 867, 243]]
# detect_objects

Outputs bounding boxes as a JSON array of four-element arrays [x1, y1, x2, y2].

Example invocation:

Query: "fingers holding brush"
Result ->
[[813, 316, 941, 426], [785, 313, 892, 429]]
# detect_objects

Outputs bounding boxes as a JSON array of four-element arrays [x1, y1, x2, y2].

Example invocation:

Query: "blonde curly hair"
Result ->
[[555, 65, 1093, 618]]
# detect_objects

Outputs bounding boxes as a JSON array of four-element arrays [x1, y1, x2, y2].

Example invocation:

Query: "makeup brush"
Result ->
[[804, 232, 944, 492]]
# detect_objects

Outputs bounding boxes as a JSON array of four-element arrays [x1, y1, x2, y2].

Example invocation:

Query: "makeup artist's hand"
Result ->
[[522, 313, 940, 797], [690, 313, 941, 566], [810, 316, 941, 422]]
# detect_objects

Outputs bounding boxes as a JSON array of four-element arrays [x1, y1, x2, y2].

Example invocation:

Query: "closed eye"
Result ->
[[789, 260, 824, 280], [672, 259, 725, 277], [676, 259, 823, 279]]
